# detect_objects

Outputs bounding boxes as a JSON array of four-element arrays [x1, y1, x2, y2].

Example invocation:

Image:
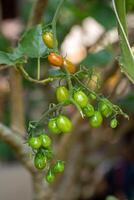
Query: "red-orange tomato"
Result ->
[[48, 53, 63, 67], [63, 59, 76, 74]]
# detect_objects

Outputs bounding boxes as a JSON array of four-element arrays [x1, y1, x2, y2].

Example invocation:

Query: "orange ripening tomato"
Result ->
[[48, 53, 63, 67], [63, 59, 76, 74]]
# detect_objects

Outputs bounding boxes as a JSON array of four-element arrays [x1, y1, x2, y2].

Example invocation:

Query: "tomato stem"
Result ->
[[29, 103, 65, 132], [37, 57, 41, 80], [64, 67, 73, 95], [70, 98, 84, 118], [18, 65, 56, 85], [52, 0, 65, 51]]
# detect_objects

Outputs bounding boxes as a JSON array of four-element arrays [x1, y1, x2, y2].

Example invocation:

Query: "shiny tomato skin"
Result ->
[[28, 137, 41, 149], [74, 91, 88, 108], [98, 101, 113, 118], [39, 134, 52, 148], [110, 118, 118, 129], [63, 59, 76, 74], [83, 104, 94, 117], [48, 53, 63, 67], [54, 160, 65, 173], [45, 169, 55, 183], [48, 118, 61, 134], [56, 115, 72, 133], [42, 32, 54, 49], [56, 86, 69, 103], [89, 111, 103, 128], [34, 152, 47, 170]]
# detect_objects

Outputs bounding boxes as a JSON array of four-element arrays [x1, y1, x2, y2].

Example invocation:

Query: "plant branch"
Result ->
[[28, 103, 65, 133], [0, 123, 35, 174], [18, 65, 56, 85]]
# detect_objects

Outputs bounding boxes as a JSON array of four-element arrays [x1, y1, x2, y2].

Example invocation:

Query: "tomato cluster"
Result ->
[[42, 32, 76, 74], [48, 115, 72, 134], [29, 87, 115, 183], [46, 160, 65, 183], [26, 29, 126, 185], [28, 134, 65, 183], [54, 86, 118, 129], [28, 134, 52, 169]]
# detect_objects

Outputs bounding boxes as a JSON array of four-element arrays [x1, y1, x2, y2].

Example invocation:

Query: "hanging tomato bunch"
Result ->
[[27, 27, 128, 184]]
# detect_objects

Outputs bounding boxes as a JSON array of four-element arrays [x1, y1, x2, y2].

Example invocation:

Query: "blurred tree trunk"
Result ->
[[9, 68, 26, 134]]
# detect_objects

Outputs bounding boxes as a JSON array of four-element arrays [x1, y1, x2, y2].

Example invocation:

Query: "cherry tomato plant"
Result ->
[[0, 0, 129, 185], [25, 0, 129, 184], [22, 1, 132, 185]]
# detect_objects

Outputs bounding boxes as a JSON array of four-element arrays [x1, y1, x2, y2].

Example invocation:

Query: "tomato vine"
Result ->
[[24, 0, 129, 184]]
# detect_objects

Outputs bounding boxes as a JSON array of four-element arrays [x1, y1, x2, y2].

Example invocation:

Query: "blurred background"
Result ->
[[0, 0, 134, 200]]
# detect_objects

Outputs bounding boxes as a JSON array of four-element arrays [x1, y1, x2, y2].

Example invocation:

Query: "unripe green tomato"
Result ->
[[73, 91, 88, 108], [40, 134, 52, 148], [56, 86, 69, 103], [34, 152, 47, 170], [98, 101, 113, 118], [48, 118, 61, 134], [28, 137, 41, 149], [56, 115, 72, 133], [89, 93, 97, 100], [83, 104, 94, 117], [89, 111, 103, 128], [54, 160, 65, 173], [45, 169, 55, 184], [110, 118, 118, 128], [42, 32, 54, 49], [45, 149, 53, 160]]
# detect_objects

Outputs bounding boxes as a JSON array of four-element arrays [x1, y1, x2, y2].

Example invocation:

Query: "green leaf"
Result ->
[[18, 24, 47, 58], [0, 35, 10, 52], [117, 93, 134, 114], [80, 49, 114, 68], [0, 51, 14, 65], [113, 0, 134, 83], [89, 2, 116, 30]]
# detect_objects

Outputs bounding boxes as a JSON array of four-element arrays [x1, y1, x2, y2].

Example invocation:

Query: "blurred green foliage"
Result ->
[[80, 49, 114, 68], [118, 93, 134, 114]]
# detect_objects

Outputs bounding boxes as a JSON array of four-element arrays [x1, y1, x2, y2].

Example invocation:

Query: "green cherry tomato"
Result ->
[[28, 137, 41, 149], [45, 169, 55, 184], [48, 118, 61, 134], [74, 91, 88, 108], [89, 93, 97, 100], [40, 134, 52, 148], [56, 86, 69, 103], [42, 32, 54, 49], [56, 115, 72, 133], [89, 111, 103, 128], [110, 118, 118, 129], [34, 152, 47, 170], [54, 160, 65, 173], [44, 149, 53, 160], [98, 101, 113, 118], [83, 104, 94, 117]]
